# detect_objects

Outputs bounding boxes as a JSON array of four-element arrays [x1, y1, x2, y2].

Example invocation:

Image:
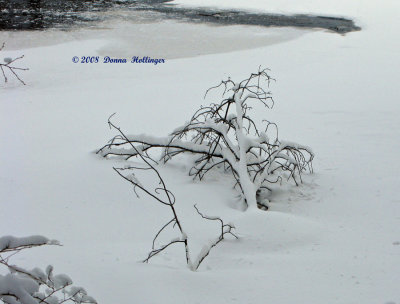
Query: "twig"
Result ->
[[192, 204, 237, 270], [0, 42, 29, 85]]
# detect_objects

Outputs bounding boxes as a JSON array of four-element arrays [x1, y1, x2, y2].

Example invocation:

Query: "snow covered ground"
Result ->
[[1, 0, 399, 303]]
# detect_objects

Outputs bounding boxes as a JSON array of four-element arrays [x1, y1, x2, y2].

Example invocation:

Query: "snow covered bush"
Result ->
[[98, 68, 314, 210], [103, 116, 237, 270], [0, 43, 28, 85], [0, 235, 96, 304]]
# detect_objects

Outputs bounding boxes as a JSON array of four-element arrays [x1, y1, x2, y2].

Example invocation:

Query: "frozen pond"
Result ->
[[0, 0, 360, 33]]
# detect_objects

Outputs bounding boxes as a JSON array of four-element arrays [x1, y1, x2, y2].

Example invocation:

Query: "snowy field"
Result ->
[[1, 0, 399, 303]]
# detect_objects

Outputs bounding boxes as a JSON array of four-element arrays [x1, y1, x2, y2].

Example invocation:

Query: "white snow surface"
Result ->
[[1, 0, 400, 303]]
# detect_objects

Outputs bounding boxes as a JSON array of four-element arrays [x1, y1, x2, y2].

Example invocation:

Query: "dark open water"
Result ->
[[0, 0, 360, 33]]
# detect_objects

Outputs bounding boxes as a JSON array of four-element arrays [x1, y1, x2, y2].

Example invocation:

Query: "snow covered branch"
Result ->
[[0, 43, 28, 85], [192, 205, 237, 270], [98, 68, 314, 210], [104, 116, 237, 270], [0, 236, 97, 304]]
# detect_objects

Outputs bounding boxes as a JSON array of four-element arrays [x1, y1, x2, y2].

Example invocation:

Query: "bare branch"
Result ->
[[192, 204, 237, 270], [100, 116, 240, 270], [0, 43, 28, 85]]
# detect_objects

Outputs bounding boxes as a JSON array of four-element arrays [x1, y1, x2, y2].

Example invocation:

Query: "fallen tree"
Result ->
[[98, 68, 314, 210]]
